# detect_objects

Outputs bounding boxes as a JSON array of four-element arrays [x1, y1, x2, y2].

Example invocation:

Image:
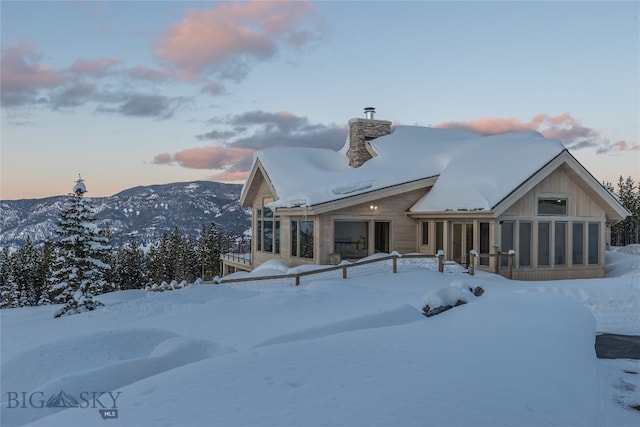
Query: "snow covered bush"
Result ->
[[421, 282, 485, 317]]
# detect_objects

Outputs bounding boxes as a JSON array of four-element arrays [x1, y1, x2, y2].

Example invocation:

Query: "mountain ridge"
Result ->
[[0, 181, 251, 248]]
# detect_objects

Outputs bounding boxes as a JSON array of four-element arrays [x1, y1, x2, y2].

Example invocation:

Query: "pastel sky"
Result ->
[[1, 0, 638, 200]]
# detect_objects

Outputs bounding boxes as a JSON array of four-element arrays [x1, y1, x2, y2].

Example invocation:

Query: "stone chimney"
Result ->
[[346, 107, 392, 168]]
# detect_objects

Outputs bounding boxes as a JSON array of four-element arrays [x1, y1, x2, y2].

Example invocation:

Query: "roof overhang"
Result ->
[[275, 176, 438, 216], [407, 210, 497, 220], [492, 150, 630, 221]]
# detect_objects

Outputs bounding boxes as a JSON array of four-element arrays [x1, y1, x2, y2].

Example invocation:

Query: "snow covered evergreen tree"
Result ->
[[114, 236, 148, 290], [49, 176, 112, 318], [13, 236, 39, 306], [0, 247, 11, 308], [37, 240, 54, 305]]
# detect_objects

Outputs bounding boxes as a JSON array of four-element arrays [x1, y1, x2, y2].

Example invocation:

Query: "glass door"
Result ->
[[374, 221, 390, 253], [451, 222, 474, 267]]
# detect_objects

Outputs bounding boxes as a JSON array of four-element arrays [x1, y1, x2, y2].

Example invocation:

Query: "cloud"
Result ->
[[124, 64, 171, 82], [227, 111, 346, 150], [207, 169, 250, 183], [196, 129, 237, 141], [202, 80, 226, 96], [154, 146, 254, 170], [0, 41, 65, 106], [154, 0, 319, 81], [153, 109, 346, 182], [68, 58, 120, 76], [50, 81, 97, 108], [435, 113, 639, 153], [97, 93, 189, 119], [152, 153, 172, 165]]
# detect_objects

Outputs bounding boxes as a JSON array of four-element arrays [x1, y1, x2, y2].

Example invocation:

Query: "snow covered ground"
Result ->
[[2, 248, 639, 427]]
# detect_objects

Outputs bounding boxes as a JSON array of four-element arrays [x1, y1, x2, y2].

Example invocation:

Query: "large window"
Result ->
[[538, 222, 551, 266], [588, 222, 600, 265], [257, 200, 280, 254], [572, 222, 584, 265], [554, 222, 567, 266], [334, 221, 369, 259], [421, 221, 429, 245], [291, 220, 314, 259], [291, 220, 297, 257], [299, 221, 314, 259], [291, 220, 313, 259], [519, 222, 532, 267], [538, 198, 568, 216]]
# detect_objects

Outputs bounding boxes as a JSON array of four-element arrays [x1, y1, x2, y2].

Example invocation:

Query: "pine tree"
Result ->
[[49, 176, 111, 318], [611, 176, 640, 246], [37, 240, 54, 305], [114, 236, 148, 290], [0, 247, 13, 309], [12, 236, 39, 306], [180, 233, 199, 282]]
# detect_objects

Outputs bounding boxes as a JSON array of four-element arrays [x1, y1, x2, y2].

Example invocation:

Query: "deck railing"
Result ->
[[212, 250, 515, 287]]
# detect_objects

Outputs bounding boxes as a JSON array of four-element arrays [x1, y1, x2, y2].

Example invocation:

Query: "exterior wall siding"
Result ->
[[318, 188, 426, 263], [497, 166, 607, 280]]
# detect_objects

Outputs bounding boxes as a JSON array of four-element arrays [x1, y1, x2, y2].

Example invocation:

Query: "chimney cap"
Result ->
[[364, 107, 376, 120]]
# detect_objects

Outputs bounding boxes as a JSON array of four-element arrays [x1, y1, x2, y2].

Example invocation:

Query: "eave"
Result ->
[[274, 176, 438, 216], [407, 210, 497, 220]]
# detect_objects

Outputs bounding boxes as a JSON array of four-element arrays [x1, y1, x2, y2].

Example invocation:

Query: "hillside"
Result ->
[[1, 249, 639, 426], [0, 181, 251, 248]]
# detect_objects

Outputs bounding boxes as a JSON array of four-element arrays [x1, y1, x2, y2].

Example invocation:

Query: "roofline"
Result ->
[[239, 158, 277, 207], [492, 149, 630, 220], [275, 176, 438, 215]]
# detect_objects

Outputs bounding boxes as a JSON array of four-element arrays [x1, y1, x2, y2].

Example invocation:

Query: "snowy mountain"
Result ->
[[0, 181, 250, 248]]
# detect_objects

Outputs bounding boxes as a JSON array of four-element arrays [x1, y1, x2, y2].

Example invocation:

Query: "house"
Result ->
[[224, 108, 629, 280]]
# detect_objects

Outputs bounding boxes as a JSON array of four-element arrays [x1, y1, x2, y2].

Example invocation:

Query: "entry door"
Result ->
[[374, 221, 390, 253], [451, 222, 474, 267]]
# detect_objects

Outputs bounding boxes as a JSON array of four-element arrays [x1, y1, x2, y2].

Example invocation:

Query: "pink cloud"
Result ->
[[154, 0, 316, 79], [69, 58, 119, 75], [152, 153, 172, 165], [435, 116, 534, 136], [0, 42, 64, 91], [434, 113, 639, 153], [207, 170, 250, 183], [610, 140, 640, 151], [155, 146, 255, 170]]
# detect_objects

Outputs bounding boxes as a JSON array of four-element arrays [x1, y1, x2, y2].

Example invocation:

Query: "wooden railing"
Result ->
[[211, 250, 516, 287], [468, 251, 515, 279], [211, 253, 441, 286]]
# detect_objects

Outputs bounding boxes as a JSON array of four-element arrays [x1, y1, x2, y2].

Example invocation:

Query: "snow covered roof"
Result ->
[[250, 125, 567, 211]]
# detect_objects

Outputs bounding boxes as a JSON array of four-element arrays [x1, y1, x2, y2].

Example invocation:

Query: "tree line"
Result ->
[[0, 178, 241, 315], [606, 176, 640, 246]]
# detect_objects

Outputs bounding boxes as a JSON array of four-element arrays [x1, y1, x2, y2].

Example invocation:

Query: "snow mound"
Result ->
[[257, 304, 422, 347], [606, 249, 640, 278], [1, 329, 235, 427], [614, 244, 640, 256]]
